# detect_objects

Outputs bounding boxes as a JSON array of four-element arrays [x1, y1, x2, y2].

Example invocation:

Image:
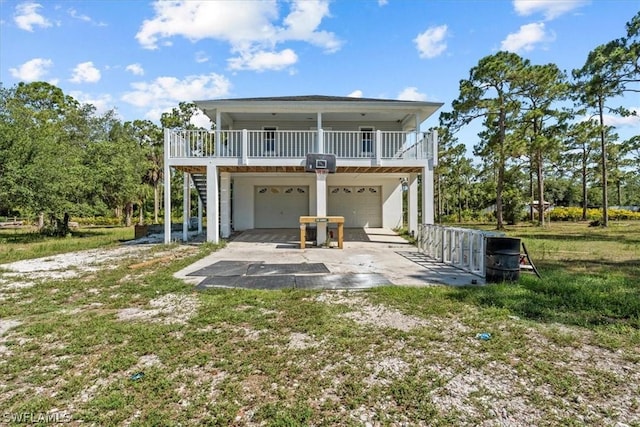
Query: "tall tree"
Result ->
[[442, 51, 527, 229], [572, 11, 640, 226], [127, 120, 163, 223], [514, 64, 569, 226], [564, 121, 600, 220], [0, 82, 88, 234]]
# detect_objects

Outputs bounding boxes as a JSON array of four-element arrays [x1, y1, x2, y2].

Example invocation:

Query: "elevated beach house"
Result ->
[[163, 95, 442, 244]]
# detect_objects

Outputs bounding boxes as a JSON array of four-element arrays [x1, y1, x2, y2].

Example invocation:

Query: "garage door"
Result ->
[[328, 186, 382, 227], [254, 186, 309, 228]]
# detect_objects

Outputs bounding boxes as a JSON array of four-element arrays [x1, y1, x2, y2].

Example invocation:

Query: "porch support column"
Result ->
[[220, 172, 231, 238], [163, 129, 171, 244], [317, 112, 324, 153], [197, 196, 203, 234], [215, 109, 221, 155], [408, 173, 418, 235], [423, 164, 434, 225], [316, 172, 328, 245], [206, 163, 219, 243], [183, 172, 190, 242]]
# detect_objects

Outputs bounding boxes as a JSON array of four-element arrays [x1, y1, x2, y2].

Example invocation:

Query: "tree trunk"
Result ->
[[38, 212, 44, 230], [124, 202, 133, 227], [537, 151, 545, 227], [153, 183, 159, 224], [139, 201, 144, 225], [529, 165, 535, 221], [495, 109, 506, 230], [598, 95, 608, 226], [581, 143, 588, 221]]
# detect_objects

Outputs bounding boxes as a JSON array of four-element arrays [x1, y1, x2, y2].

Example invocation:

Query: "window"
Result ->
[[263, 126, 277, 154], [360, 126, 374, 154]]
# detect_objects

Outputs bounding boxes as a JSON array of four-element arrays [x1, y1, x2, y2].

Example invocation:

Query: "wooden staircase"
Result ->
[[191, 173, 207, 204]]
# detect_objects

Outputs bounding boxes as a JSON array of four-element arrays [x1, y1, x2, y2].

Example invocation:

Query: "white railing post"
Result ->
[[375, 130, 382, 165], [318, 128, 324, 154], [242, 129, 248, 165]]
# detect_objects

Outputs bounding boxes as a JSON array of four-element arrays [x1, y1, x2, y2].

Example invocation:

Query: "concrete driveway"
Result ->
[[175, 228, 484, 289]]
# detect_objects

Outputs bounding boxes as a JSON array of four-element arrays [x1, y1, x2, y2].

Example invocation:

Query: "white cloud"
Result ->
[[68, 8, 90, 22], [135, 0, 341, 72], [228, 48, 298, 71], [14, 2, 52, 31], [126, 63, 145, 76], [70, 61, 101, 83], [500, 22, 553, 52], [278, 0, 341, 53], [195, 51, 210, 63], [68, 8, 106, 26], [397, 87, 428, 101], [513, 0, 588, 20], [603, 108, 640, 127], [414, 24, 448, 59], [69, 91, 115, 115], [378, 0, 389, 5], [9, 58, 53, 81], [348, 90, 363, 98], [191, 110, 212, 129], [121, 73, 232, 118]]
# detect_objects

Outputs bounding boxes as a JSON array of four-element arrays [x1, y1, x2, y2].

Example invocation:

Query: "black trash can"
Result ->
[[485, 237, 521, 283]]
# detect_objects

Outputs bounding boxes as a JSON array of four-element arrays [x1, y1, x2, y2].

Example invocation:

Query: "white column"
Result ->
[[206, 163, 219, 243], [182, 172, 190, 241], [197, 196, 203, 234], [220, 172, 231, 238], [241, 129, 248, 165], [317, 112, 323, 153], [215, 109, 221, 155], [375, 130, 382, 165], [316, 172, 328, 245], [163, 130, 171, 244], [408, 173, 418, 234], [423, 165, 435, 225]]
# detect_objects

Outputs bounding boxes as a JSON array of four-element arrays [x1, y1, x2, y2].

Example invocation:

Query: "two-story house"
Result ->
[[163, 95, 442, 244]]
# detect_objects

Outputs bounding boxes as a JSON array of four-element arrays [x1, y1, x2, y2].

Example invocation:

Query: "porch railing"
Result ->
[[417, 224, 491, 277], [166, 129, 436, 161]]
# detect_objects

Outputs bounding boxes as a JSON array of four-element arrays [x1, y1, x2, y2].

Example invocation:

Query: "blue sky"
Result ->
[[1, 0, 638, 148]]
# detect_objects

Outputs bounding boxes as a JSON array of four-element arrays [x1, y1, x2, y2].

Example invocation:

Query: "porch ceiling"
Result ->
[[175, 165, 423, 174]]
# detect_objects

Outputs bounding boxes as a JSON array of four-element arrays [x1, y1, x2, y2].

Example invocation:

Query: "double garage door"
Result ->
[[254, 185, 381, 228]]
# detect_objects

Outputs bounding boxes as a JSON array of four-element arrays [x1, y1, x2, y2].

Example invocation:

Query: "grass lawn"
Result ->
[[0, 223, 638, 425]]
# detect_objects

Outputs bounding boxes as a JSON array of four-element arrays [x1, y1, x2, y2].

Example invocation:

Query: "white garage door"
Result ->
[[328, 186, 382, 227], [254, 186, 309, 228]]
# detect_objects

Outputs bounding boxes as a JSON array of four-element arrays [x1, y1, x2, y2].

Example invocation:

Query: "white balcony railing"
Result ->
[[417, 224, 490, 277], [166, 129, 436, 162]]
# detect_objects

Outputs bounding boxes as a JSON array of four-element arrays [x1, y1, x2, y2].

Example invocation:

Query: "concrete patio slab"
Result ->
[[175, 228, 485, 289]]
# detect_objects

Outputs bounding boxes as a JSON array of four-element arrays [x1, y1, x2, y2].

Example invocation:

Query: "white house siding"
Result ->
[[231, 173, 403, 230]]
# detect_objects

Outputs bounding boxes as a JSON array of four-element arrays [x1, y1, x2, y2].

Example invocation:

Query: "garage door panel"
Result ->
[[255, 186, 309, 228], [328, 186, 381, 227]]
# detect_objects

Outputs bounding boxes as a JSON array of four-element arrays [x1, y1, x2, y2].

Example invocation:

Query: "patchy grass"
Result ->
[[0, 227, 134, 264], [0, 223, 639, 425]]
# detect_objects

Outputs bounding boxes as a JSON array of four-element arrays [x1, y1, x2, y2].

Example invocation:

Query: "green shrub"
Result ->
[[550, 207, 640, 222]]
